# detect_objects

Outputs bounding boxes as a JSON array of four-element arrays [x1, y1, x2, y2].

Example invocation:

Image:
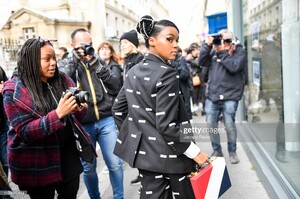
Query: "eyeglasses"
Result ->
[[223, 39, 232, 43], [37, 36, 57, 46]]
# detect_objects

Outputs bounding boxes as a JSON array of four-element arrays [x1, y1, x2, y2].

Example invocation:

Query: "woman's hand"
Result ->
[[73, 44, 94, 62], [56, 92, 78, 119], [193, 151, 209, 166], [0, 81, 4, 94], [74, 102, 88, 112]]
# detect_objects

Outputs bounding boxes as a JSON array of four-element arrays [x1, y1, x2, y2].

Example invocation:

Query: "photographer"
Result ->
[[58, 28, 124, 199], [3, 37, 92, 199], [198, 30, 246, 164]]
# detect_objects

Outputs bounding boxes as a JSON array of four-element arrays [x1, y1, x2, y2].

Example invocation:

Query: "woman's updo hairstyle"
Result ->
[[136, 15, 179, 48]]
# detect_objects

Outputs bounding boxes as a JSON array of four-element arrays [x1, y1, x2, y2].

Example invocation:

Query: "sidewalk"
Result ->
[[7, 112, 270, 199], [92, 112, 270, 199], [192, 113, 269, 199]]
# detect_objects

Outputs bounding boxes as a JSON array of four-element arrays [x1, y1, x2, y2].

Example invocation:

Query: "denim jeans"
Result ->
[[81, 116, 124, 199], [205, 99, 238, 153], [0, 121, 9, 176]]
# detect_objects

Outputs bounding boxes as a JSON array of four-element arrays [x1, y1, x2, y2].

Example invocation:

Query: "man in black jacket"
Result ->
[[58, 28, 124, 199], [198, 30, 246, 164]]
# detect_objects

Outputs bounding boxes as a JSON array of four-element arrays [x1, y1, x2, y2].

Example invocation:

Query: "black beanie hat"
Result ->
[[120, 30, 139, 47]]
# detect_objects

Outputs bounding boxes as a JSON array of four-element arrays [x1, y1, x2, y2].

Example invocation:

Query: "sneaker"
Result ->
[[211, 151, 224, 157], [229, 152, 240, 164], [264, 106, 271, 113], [275, 151, 288, 163], [101, 166, 109, 174], [131, 176, 141, 186], [193, 105, 199, 112], [252, 115, 261, 123], [218, 115, 224, 123]]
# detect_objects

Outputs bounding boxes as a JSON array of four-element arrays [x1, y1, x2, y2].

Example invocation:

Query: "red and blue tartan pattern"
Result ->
[[3, 74, 85, 187]]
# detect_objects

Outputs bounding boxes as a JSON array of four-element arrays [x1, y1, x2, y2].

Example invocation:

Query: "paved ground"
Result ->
[[79, 112, 270, 199], [6, 112, 270, 199]]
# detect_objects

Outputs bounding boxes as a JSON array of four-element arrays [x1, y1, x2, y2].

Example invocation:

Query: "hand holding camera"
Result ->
[[56, 87, 90, 119], [207, 33, 235, 54], [73, 43, 95, 62], [207, 34, 220, 46], [0, 81, 4, 94], [206, 35, 214, 46], [207, 34, 224, 52], [65, 87, 90, 106]]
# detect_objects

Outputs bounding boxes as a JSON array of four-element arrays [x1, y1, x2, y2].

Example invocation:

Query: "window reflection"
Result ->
[[243, 0, 300, 195]]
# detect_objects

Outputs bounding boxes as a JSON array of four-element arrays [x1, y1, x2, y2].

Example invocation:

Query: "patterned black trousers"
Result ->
[[138, 169, 195, 199]]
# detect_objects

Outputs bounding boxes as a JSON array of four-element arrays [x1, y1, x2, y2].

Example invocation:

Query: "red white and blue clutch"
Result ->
[[189, 157, 231, 199]]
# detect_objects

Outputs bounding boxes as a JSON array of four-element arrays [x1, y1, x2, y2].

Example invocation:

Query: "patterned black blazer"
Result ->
[[112, 53, 195, 174]]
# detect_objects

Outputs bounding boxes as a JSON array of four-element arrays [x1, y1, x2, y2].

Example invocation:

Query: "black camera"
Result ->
[[81, 44, 95, 56], [210, 33, 223, 46], [65, 87, 90, 105]]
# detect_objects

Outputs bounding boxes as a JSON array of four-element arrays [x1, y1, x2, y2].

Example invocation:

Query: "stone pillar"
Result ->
[[281, 0, 300, 151]]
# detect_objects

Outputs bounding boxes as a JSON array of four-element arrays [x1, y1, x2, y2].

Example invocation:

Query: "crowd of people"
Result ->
[[0, 14, 246, 199]]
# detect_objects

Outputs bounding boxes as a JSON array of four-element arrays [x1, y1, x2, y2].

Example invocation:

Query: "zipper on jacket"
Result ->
[[47, 83, 58, 105]]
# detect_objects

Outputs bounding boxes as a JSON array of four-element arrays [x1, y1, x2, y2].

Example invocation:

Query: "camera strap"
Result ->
[[79, 60, 100, 120]]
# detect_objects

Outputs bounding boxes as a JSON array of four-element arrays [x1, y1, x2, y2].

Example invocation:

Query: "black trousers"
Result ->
[[138, 169, 195, 199], [19, 176, 79, 199], [191, 85, 201, 106]]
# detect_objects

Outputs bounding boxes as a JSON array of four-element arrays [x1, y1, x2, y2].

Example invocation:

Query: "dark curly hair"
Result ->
[[136, 15, 179, 48]]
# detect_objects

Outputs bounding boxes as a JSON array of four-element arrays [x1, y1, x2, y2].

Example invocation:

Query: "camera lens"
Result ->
[[85, 46, 95, 56], [76, 91, 90, 103], [213, 37, 222, 46]]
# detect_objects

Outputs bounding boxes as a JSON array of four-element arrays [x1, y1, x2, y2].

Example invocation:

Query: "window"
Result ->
[[276, 6, 279, 24], [115, 17, 119, 36], [244, 0, 300, 196], [264, 13, 267, 28], [269, 10, 272, 27], [23, 28, 36, 40], [106, 13, 109, 26]]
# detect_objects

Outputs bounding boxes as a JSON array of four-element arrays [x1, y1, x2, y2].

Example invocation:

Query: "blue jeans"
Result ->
[[81, 116, 124, 199], [205, 99, 238, 153], [0, 121, 9, 176]]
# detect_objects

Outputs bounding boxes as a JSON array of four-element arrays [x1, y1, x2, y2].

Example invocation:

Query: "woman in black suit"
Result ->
[[112, 15, 208, 199]]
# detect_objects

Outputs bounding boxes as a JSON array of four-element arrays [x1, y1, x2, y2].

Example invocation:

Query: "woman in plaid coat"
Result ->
[[3, 37, 94, 199]]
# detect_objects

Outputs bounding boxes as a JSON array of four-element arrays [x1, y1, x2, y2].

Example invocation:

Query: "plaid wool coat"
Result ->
[[3, 74, 88, 187]]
